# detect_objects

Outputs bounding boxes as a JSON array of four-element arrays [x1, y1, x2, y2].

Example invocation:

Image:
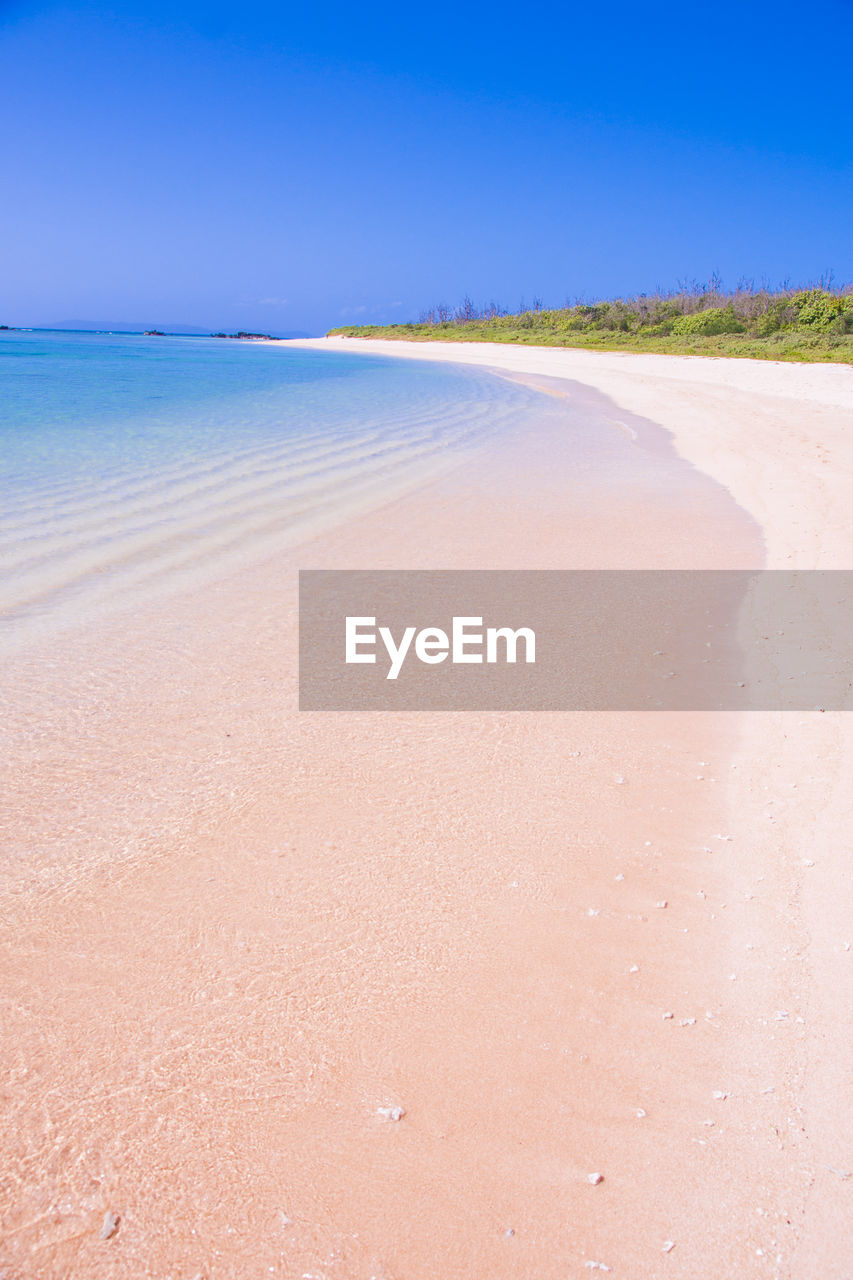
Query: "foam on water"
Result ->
[[0, 331, 547, 651]]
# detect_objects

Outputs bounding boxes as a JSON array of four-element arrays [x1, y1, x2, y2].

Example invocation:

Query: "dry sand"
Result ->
[[1, 339, 852, 1279]]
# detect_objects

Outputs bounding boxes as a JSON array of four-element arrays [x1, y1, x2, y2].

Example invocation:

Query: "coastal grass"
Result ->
[[329, 282, 853, 365]]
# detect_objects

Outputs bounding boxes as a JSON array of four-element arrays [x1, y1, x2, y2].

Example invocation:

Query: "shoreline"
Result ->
[[2, 341, 852, 1276], [281, 336, 853, 569], [284, 338, 853, 1272]]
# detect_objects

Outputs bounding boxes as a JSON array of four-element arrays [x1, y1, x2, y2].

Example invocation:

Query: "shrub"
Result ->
[[334, 279, 853, 362], [755, 311, 781, 336], [644, 322, 676, 335], [754, 301, 794, 336], [837, 295, 853, 334], [672, 306, 746, 336], [790, 289, 845, 331]]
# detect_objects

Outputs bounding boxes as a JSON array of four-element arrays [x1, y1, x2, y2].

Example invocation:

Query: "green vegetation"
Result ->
[[329, 279, 853, 364]]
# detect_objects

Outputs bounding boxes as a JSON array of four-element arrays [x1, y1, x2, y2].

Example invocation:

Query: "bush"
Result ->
[[330, 279, 853, 363], [672, 306, 746, 336], [837, 296, 853, 334], [789, 289, 846, 331], [755, 312, 781, 336], [644, 322, 676, 335], [753, 302, 789, 336]]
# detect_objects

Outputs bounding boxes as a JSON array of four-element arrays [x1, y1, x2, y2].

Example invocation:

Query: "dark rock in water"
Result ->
[[144, 329, 165, 336], [210, 331, 276, 340]]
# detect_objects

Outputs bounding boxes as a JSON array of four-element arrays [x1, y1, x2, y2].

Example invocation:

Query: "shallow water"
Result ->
[[0, 331, 553, 651]]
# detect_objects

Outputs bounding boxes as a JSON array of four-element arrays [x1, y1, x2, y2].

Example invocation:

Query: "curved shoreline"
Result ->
[[281, 336, 853, 569], [283, 337, 853, 1275]]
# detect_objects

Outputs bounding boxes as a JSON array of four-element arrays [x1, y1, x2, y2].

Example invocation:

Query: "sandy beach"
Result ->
[[2, 339, 853, 1279]]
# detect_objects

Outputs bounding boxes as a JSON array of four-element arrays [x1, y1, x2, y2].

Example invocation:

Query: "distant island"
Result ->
[[4, 323, 311, 339], [329, 280, 853, 365], [211, 330, 276, 341]]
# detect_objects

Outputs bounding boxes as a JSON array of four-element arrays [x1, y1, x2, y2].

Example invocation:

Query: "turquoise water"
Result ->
[[0, 330, 546, 648]]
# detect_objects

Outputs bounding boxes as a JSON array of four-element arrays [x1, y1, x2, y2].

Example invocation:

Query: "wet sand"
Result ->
[[2, 345, 852, 1278]]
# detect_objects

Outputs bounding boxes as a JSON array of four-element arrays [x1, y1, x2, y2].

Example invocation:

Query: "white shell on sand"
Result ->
[[587, 1172, 604, 1184], [376, 1105, 405, 1122], [99, 1212, 119, 1241]]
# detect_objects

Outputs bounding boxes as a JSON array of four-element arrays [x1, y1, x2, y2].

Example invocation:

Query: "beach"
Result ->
[[2, 339, 853, 1278]]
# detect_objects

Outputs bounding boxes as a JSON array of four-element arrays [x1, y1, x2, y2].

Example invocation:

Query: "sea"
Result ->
[[0, 330, 550, 653]]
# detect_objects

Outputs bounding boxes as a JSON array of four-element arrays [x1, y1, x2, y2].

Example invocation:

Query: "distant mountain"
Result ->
[[43, 320, 314, 338]]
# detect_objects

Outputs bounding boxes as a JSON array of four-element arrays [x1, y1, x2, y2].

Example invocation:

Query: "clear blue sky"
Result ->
[[2, 0, 851, 334]]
